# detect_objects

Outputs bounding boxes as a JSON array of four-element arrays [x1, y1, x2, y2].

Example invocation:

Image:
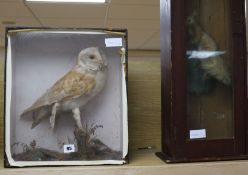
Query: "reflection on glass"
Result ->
[[186, 0, 234, 140]]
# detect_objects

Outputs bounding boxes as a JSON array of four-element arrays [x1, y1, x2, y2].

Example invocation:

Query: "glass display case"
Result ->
[[158, 0, 247, 162], [4, 28, 128, 167]]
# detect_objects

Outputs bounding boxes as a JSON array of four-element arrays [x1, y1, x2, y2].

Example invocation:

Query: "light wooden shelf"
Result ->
[[1, 149, 248, 175]]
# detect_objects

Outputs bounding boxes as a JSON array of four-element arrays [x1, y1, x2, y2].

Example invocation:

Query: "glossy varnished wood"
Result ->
[[160, 0, 173, 156], [160, 0, 248, 161]]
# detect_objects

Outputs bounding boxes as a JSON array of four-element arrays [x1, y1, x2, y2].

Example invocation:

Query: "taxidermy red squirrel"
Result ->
[[186, 12, 231, 87]]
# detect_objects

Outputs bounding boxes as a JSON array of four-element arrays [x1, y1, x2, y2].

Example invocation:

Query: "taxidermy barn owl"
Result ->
[[21, 47, 108, 134], [186, 12, 231, 94]]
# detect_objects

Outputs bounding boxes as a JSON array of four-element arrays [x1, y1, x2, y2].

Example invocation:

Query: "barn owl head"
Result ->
[[78, 47, 107, 71]]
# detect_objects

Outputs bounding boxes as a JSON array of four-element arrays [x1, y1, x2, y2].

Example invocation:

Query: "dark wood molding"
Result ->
[[159, 0, 247, 162]]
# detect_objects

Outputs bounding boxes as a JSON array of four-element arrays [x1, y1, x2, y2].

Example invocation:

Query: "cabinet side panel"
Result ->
[[160, 0, 173, 155]]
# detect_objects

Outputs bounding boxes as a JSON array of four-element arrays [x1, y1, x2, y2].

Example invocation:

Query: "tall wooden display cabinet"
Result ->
[[158, 0, 247, 162]]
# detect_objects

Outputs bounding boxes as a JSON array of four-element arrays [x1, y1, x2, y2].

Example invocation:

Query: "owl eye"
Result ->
[[89, 54, 96, 60]]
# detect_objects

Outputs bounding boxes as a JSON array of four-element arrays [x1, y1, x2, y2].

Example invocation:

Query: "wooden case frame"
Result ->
[[157, 0, 247, 162]]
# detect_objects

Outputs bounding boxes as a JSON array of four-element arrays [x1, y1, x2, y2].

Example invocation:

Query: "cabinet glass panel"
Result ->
[[186, 0, 233, 140]]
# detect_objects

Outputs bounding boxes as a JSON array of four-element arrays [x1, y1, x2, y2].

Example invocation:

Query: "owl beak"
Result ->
[[99, 63, 107, 71]]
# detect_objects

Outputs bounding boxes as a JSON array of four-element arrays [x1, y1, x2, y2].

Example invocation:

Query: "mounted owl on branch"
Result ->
[[186, 12, 231, 95], [21, 47, 108, 134]]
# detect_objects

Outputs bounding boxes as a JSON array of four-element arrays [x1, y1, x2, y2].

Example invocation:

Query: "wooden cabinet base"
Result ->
[[156, 152, 248, 163]]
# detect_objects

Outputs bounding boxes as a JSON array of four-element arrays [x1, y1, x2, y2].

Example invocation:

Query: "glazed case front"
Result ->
[[158, 0, 247, 162], [4, 28, 128, 167]]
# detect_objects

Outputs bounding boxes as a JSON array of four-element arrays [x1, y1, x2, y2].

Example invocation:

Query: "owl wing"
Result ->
[[21, 70, 96, 117]]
